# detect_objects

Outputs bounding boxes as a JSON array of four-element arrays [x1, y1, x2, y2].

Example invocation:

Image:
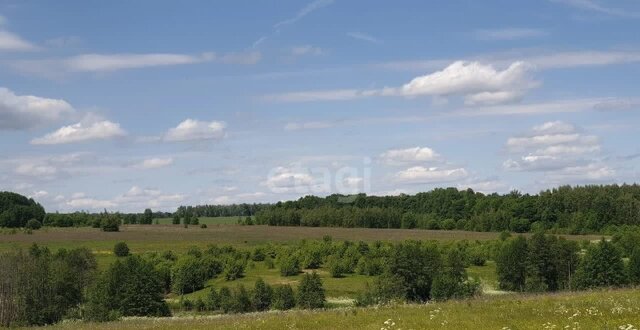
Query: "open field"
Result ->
[[0, 224, 603, 253], [38, 288, 640, 330], [155, 216, 245, 225]]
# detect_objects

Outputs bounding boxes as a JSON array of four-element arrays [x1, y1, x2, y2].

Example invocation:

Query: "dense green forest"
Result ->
[[0, 191, 45, 228], [178, 203, 271, 217], [256, 184, 640, 234]]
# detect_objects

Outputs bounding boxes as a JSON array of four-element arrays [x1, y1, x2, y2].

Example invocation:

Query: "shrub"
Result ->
[[574, 238, 628, 289], [272, 284, 296, 310], [442, 219, 456, 230], [218, 287, 233, 313], [496, 236, 528, 291], [297, 272, 325, 309], [252, 247, 266, 261], [100, 213, 120, 232], [25, 219, 42, 230], [200, 224, 207, 229], [85, 256, 170, 321], [113, 242, 130, 257], [279, 255, 300, 276], [205, 287, 220, 310], [252, 278, 272, 311], [223, 260, 245, 281], [327, 255, 344, 278], [231, 285, 252, 313], [355, 272, 406, 306], [171, 256, 206, 294]]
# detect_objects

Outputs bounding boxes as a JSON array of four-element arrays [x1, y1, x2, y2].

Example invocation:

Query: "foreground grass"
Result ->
[[42, 288, 640, 330]]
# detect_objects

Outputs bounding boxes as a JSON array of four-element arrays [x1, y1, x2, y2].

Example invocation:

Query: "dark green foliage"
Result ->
[[99, 211, 120, 232], [171, 256, 206, 294], [25, 219, 42, 230], [141, 208, 154, 224], [574, 239, 628, 289], [113, 242, 130, 257], [0, 192, 45, 228], [254, 185, 640, 234], [252, 247, 266, 261], [205, 287, 220, 310], [230, 285, 252, 313], [172, 213, 181, 224], [84, 255, 169, 321], [200, 223, 207, 228], [496, 236, 528, 291], [252, 278, 272, 311], [628, 247, 640, 285], [430, 248, 480, 301], [218, 287, 234, 313], [355, 272, 406, 306], [272, 285, 296, 310], [386, 241, 441, 302], [297, 272, 325, 309]]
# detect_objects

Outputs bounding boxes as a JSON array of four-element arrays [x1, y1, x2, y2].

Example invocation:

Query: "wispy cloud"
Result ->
[[474, 28, 548, 40], [551, 0, 640, 18], [253, 0, 335, 48], [274, 0, 334, 29], [346, 31, 382, 44], [0, 30, 38, 51], [10, 51, 260, 78]]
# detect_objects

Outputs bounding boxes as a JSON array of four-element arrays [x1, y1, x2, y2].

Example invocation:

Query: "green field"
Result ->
[[36, 288, 640, 330]]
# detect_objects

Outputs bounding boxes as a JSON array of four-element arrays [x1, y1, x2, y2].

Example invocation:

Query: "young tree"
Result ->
[[84, 256, 169, 321], [386, 241, 441, 301], [297, 272, 325, 309], [628, 247, 640, 285], [496, 236, 528, 291], [218, 287, 234, 313], [142, 208, 154, 225], [574, 238, 628, 289], [231, 284, 252, 313], [279, 254, 300, 276], [172, 213, 181, 225], [252, 278, 273, 311], [431, 248, 480, 301], [171, 256, 206, 294], [272, 285, 296, 310]]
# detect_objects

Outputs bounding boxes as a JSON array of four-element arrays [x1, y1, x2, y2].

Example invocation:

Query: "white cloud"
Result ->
[[379, 147, 440, 165], [212, 192, 267, 205], [133, 157, 174, 170], [474, 28, 547, 40], [30, 190, 49, 199], [0, 30, 37, 51], [164, 119, 226, 142], [504, 121, 604, 172], [401, 61, 536, 105], [66, 197, 116, 209], [0, 87, 74, 130], [551, 0, 640, 18], [291, 45, 324, 56], [15, 163, 58, 178], [31, 120, 126, 145], [347, 32, 382, 44], [266, 61, 536, 105], [11, 51, 260, 77], [457, 179, 510, 194], [396, 166, 468, 183], [284, 121, 334, 131]]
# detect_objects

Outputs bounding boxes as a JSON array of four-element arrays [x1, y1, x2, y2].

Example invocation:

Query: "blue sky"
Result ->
[[1, 0, 639, 212]]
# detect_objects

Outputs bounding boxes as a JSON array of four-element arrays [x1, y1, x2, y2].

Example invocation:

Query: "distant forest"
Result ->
[[255, 184, 640, 234]]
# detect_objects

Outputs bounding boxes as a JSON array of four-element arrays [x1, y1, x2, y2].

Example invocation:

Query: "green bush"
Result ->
[[279, 255, 300, 276], [25, 219, 42, 230], [252, 278, 272, 311], [297, 272, 325, 309], [272, 284, 296, 310], [171, 256, 206, 294], [113, 242, 130, 257]]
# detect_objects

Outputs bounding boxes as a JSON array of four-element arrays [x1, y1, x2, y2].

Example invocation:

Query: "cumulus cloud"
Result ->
[[396, 166, 468, 183], [401, 61, 536, 104], [15, 163, 58, 178], [133, 157, 174, 169], [31, 119, 126, 145], [164, 119, 226, 142], [504, 121, 605, 173], [66, 197, 116, 209], [379, 147, 440, 165], [266, 61, 537, 105], [0, 87, 74, 130], [0, 30, 37, 51]]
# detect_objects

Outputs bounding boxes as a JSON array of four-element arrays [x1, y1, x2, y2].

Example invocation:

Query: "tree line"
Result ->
[[0, 191, 45, 228], [255, 184, 640, 234]]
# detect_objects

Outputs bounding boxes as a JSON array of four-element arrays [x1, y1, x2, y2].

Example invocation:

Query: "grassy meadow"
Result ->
[[38, 288, 640, 330]]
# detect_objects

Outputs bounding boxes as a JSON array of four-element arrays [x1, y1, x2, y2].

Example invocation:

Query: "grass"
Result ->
[[38, 288, 640, 329], [155, 216, 245, 225]]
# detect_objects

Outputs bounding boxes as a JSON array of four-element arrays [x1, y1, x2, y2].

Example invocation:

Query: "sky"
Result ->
[[1, 0, 640, 212]]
